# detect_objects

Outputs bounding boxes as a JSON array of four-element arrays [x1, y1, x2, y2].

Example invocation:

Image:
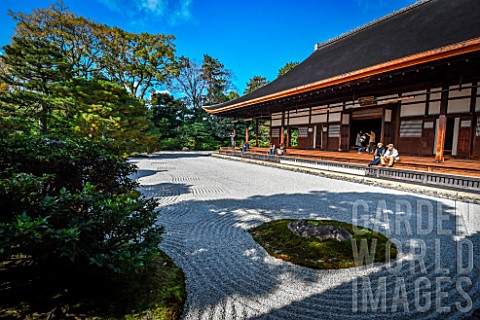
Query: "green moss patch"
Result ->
[[250, 219, 397, 269], [0, 251, 186, 320]]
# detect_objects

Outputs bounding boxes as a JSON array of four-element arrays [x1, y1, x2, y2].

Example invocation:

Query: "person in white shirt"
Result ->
[[380, 144, 399, 167]]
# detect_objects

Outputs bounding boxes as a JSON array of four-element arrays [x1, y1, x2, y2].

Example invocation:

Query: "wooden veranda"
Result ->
[[221, 147, 480, 177]]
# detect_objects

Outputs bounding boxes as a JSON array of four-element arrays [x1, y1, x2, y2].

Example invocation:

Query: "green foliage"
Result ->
[[290, 128, 299, 147], [151, 91, 186, 138], [98, 27, 176, 100], [10, 2, 176, 100], [244, 75, 269, 94], [254, 119, 271, 147], [0, 116, 34, 138], [66, 78, 161, 154], [0, 136, 163, 274], [277, 61, 299, 78], [177, 120, 222, 150], [0, 37, 72, 135]]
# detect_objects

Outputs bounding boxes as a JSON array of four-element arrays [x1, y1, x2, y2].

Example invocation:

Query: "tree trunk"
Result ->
[[39, 105, 48, 135]]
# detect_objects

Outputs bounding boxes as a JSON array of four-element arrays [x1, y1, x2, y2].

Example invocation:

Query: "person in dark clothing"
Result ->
[[355, 130, 366, 154], [368, 142, 385, 166]]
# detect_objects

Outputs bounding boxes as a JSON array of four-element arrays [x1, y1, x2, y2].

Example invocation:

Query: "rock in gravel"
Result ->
[[287, 220, 353, 242]]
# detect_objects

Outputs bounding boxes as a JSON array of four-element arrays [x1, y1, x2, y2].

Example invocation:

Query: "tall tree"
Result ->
[[0, 37, 72, 135], [244, 76, 269, 94], [277, 61, 299, 78], [170, 56, 206, 110], [98, 27, 176, 100], [201, 54, 232, 105], [10, 1, 176, 100], [10, 1, 102, 79]]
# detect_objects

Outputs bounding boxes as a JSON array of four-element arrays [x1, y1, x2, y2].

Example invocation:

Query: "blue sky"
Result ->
[[1, 0, 418, 95]]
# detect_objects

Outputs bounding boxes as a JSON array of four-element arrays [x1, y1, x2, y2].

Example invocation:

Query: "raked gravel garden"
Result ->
[[131, 152, 480, 320]]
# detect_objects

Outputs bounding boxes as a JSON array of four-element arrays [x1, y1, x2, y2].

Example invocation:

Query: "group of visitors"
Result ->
[[230, 131, 250, 152], [269, 143, 285, 155], [356, 130, 399, 167], [368, 142, 399, 167], [240, 141, 250, 152], [355, 130, 377, 154]]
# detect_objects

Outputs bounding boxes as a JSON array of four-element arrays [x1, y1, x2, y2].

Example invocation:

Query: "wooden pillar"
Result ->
[[280, 111, 285, 145], [286, 111, 290, 148], [231, 120, 237, 149], [255, 118, 259, 147], [245, 119, 251, 144], [325, 109, 330, 150], [469, 81, 477, 158], [435, 84, 449, 162]]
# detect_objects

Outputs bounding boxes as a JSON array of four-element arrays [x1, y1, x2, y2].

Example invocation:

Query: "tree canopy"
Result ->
[[10, 1, 176, 100], [0, 37, 72, 135]]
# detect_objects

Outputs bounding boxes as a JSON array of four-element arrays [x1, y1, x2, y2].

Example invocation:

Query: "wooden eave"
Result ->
[[203, 37, 480, 116]]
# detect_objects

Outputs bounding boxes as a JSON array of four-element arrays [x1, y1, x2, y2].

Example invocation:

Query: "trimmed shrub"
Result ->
[[0, 136, 162, 274]]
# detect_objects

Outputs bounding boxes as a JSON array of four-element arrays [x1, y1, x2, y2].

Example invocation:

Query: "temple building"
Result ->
[[203, 0, 480, 162]]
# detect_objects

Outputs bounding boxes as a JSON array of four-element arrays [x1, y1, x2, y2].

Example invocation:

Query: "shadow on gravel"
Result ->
[[138, 182, 191, 199], [156, 188, 479, 319], [129, 169, 161, 181]]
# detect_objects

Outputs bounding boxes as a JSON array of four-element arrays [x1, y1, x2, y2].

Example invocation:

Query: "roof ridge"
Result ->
[[314, 0, 434, 51]]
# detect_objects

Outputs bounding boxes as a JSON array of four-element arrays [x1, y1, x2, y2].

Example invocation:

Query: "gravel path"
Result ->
[[131, 152, 480, 320]]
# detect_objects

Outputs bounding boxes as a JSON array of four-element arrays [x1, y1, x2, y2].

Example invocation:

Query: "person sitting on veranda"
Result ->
[[268, 143, 275, 155], [368, 142, 385, 167], [381, 144, 400, 167], [240, 142, 247, 152], [277, 143, 285, 156]]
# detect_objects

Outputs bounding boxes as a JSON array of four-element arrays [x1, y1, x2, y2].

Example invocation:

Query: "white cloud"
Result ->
[[169, 0, 193, 25], [96, 0, 194, 25], [136, 0, 168, 16]]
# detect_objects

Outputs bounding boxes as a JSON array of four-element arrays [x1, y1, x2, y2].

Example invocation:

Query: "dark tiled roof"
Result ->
[[204, 0, 480, 112]]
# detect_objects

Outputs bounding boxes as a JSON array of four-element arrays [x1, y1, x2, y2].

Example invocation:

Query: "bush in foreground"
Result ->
[[0, 136, 162, 274], [0, 136, 186, 319]]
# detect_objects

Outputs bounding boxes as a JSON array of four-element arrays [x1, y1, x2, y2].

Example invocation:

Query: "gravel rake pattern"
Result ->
[[132, 152, 480, 320]]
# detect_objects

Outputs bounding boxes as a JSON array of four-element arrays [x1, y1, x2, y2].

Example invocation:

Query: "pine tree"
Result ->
[[151, 91, 186, 138], [69, 79, 160, 154], [0, 37, 72, 135]]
